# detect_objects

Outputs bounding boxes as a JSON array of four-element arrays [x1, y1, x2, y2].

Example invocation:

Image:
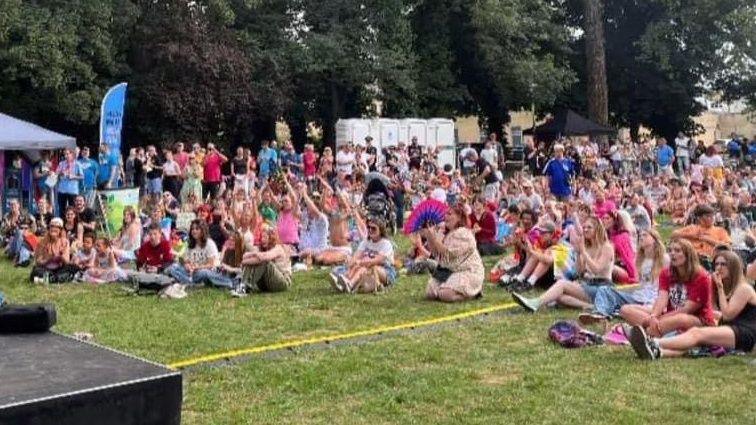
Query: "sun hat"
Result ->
[[50, 217, 64, 228]]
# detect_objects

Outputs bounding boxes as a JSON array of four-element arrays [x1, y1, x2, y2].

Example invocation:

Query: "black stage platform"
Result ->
[[0, 333, 182, 425]]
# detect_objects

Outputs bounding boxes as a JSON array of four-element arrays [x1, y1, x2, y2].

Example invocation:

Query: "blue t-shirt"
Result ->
[[56, 160, 83, 195], [728, 139, 742, 157], [258, 148, 272, 177], [542, 158, 574, 197], [656, 145, 674, 167], [79, 158, 99, 189], [98, 151, 120, 185]]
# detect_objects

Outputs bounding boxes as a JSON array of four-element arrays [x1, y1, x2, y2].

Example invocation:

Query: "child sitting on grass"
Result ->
[[72, 232, 97, 273], [82, 237, 127, 284]]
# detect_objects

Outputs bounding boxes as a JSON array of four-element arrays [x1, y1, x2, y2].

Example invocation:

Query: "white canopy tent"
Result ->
[[0, 112, 77, 151]]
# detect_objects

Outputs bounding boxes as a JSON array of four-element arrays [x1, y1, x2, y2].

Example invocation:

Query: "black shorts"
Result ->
[[730, 324, 756, 352]]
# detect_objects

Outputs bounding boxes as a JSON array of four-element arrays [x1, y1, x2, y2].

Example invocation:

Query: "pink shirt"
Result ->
[[203, 153, 223, 183], [277, 210, 300, 245], [303, 151, 317, 177], [610, 230, 637, 284], [593, 200, 616, 218], [175, 152, 189, 171]]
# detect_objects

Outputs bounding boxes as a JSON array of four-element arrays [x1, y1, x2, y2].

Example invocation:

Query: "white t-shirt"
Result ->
[[357, 238, 395, 267], [609, 145, 622, 161], [460, 147, 478, 169], [336, 150, 355, 175], [430, 187, 447, 203], [699, 154, 723, 169], [674, 137, 691, 157], [480, 148, 497, 166], [185, 239, 219, 267]]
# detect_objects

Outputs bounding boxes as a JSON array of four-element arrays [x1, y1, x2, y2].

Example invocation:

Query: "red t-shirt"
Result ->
[[469, 211, 497, 244], [203, 153, 223, 183], [303, 151, 317, 177], [658, 267, 715, 325]]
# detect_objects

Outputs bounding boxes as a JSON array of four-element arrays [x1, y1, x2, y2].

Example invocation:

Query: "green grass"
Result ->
[[2, 227, 754, 424]]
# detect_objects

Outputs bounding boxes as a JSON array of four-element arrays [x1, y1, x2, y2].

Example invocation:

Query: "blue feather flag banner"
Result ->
[[403, 199, 449, 235]]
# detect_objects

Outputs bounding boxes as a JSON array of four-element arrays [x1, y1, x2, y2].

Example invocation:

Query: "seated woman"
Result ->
[[164, 219, 233, 288], [330, 217, 396, 293], [297, 186, 330, 266], [82, 237, 127, 284], [629, 250, 756, 359], [30, 218, 77, 283], [602, 210, 638, 284], [423, 204, 485, 302], [620, 238, 716, 338], [579, 229, 668, 325], [241, 225, 292, 293], [512, 216, 614, 312], [62, 206, 83, 247], [494, 209, 537, 286], [219, 231, 247, 297], [113, 206, 142, 262], [470, 196, 504, 256]]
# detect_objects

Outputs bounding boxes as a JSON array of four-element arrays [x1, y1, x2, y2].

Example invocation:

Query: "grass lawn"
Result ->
[[2, 227, 755, 424]]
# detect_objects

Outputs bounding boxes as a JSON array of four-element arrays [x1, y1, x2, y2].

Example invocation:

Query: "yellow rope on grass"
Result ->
[[168, 283, 640, 370]]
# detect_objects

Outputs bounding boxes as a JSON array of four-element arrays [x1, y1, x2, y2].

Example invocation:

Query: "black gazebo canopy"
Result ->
[[524, 109, 615, 137]]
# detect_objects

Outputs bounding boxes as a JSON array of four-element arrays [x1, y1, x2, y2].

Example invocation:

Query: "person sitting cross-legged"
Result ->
[[240, 224, 292, 293], [136, 223, 174, 273], [330, 217, 396, 293], [629, 250, 756, 359], [164, 219, 233, 288]]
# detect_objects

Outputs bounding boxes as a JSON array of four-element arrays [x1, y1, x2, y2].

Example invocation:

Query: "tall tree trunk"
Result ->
[[288, 117, 308, 150], [583, 0, 608, 128]]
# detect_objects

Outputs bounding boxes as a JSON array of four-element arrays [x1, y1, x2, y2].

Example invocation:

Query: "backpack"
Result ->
[[548, 320, 604, 349]]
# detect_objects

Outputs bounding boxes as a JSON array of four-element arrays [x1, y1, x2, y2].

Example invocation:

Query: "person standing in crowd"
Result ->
[[174, 142, 189, 172], [364, 136, 378, 172], [124, 148, 137, 188], [674, 131, 692, 175], [459, 142, 478, 176], [655, 138, 675, 176], [144, 145, 164, 201], [203, 143, 228, 200], [77, 147, 98, 207], [56, 148, 84, 216], [257, 140, 275, 184], [302, 144, 319, 182], [33, 151, 54, 205], [336, 143, 355, 177], [231, 146, 250, 196], [542, 144, 575, 201], [162, 149, 182, 201], [480, 140, 498, 168], [408, 137, 423, 170], [97, 144, 120, 189]]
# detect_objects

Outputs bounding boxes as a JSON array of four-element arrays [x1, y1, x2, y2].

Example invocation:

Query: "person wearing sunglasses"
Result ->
[[330, 218, 395, 293], [629, 250, 756, 359]]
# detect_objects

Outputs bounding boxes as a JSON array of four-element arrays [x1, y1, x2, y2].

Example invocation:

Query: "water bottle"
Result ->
[[43, 271, 50, 285]]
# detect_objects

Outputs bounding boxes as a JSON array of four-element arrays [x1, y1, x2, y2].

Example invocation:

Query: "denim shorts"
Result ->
[[580, 278, 613, 302], [146, 177, 163, 194]]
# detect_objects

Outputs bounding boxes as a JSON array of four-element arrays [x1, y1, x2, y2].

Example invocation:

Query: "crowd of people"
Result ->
[[1, 130, 755, 360]]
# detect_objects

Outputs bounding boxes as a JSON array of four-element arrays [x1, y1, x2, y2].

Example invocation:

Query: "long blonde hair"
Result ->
[[584, 216, 608, 249], [636, 229, 665, 281]]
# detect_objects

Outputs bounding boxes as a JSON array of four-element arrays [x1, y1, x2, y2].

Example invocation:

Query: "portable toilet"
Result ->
[[377, 118, 400, 150], [402, 119, 428, 146], [429, 118, 457, 170], [335, 119, 372, 147]]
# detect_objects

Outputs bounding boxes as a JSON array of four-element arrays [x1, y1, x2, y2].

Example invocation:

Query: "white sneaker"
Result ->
[[329, 273, 343, 291], [230, 288, 248, 298]]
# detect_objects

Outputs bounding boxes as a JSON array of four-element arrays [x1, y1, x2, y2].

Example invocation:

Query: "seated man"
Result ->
[[136, 223, 175, 273], [671, 204, 730, 270]]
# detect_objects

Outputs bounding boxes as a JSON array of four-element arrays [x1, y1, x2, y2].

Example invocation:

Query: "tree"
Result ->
[[0, 0, 130, 143], [412, 0, 576, 143], [582, 0, 608, 126], [124, 0, 263, 149], [562, 0, 756, 141]]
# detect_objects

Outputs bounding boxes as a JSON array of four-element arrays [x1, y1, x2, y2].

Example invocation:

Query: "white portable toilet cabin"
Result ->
[[335, 119, 373, 147], [428, 118, 456, 170]]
